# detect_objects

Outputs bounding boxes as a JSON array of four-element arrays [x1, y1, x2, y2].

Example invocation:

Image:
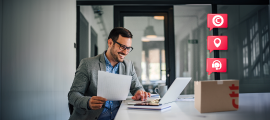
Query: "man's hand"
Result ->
[[89, 96, 107, 110], [132, 90, 151, 101]]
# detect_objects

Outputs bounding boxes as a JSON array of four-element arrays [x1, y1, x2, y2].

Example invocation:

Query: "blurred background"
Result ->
[[0, 0, 269, 119]]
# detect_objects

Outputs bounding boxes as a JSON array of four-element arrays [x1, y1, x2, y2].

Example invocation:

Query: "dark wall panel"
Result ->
[[79, 12, 89, 61], [0, 0, 2, 119], [77, 0, 269, 5]]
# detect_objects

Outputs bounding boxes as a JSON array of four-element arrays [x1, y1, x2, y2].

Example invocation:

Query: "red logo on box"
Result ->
[[229, 84, 239, 109], [207, 14, 228, 31], [206, 58, 227, 75], [207, 36, 228, 53]]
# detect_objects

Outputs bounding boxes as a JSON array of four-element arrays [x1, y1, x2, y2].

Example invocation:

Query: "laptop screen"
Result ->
[[159, 77, 191, 104]]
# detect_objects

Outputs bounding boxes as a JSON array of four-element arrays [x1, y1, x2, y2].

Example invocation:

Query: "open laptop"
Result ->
[[144, 77, 191, 105]]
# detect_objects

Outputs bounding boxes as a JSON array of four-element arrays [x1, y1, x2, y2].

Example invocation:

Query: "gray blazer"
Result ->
[[68, 51, 144, 120]]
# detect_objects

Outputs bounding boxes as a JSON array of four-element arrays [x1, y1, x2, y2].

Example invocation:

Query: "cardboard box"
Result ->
[[194, 80, 239, 113]]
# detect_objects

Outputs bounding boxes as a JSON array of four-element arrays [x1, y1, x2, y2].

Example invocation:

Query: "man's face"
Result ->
[[109, 35, 132, 62]]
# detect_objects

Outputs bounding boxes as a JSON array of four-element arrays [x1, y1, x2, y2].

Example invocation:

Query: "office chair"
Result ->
[[68, 103, 74, 115]]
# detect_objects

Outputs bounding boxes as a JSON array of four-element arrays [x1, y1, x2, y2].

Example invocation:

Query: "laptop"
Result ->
[[144, 77, 191, 105]]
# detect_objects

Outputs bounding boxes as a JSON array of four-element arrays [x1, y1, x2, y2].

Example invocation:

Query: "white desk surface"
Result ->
[[115, 93, 270, 120]]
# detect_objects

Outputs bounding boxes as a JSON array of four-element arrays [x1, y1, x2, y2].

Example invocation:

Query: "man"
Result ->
[[68, 27, 150, 120]]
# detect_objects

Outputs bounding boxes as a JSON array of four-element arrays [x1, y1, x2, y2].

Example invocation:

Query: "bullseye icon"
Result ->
[[214, 38, 221, 48]]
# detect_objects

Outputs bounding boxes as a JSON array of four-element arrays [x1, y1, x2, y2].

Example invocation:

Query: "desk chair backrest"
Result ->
[[68, 103, 74, 115]]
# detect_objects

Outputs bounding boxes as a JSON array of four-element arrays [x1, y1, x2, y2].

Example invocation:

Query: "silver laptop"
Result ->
[[146, 77, 191, 104]]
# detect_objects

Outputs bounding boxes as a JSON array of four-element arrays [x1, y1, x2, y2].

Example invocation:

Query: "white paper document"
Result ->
[[97, 71, 132, 101]]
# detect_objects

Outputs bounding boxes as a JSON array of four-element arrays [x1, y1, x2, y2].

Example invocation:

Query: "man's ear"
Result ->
[[108, 38, 113, 48]]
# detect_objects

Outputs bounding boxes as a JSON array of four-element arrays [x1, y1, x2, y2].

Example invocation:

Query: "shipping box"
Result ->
[[194, 80, 239, 113]]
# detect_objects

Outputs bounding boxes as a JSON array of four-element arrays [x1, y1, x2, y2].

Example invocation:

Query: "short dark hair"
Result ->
[[108, 27, 133, 41]]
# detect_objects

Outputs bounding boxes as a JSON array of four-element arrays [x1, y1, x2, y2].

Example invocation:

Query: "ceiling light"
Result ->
[[144, 26, 156, 38], [154, 16, 164, 20], [141, 38, 150, 42], [146, 35, 157, 38]]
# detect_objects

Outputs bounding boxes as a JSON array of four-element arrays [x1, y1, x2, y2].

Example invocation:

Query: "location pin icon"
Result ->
[[214, 38, 221, 48]]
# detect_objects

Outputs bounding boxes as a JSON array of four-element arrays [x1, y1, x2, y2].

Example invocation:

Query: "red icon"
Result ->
[[206, 58, 227, 75], [229, 84, 239, 109], [207, 14, 228, 31], [207, 36, 228, 53]]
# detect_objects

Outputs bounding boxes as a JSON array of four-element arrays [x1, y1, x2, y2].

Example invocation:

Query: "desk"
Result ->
[[115, 93, 270, 120]]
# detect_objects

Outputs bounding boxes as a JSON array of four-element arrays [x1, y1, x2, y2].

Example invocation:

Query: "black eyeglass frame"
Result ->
[[112, 39, 134, 53]]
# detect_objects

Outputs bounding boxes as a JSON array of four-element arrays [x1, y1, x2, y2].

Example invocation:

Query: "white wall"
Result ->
[[1, 0, 76, 120]]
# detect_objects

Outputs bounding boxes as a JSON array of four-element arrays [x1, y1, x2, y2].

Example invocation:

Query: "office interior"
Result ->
[[0, 0, 269, 119]]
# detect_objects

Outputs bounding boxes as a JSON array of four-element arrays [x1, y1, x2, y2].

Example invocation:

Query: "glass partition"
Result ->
[[217, 5, 270, 93], [124, 16, 166, 93], [174, 5, 213, 94]]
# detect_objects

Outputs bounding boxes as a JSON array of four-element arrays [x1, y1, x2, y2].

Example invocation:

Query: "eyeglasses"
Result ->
[[112, 40, 134, 53]]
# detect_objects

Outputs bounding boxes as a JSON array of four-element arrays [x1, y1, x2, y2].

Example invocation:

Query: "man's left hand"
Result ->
[[132, 90, 151, 101]]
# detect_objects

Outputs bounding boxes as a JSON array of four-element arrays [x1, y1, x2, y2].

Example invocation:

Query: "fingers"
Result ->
[[93, 96, 107, 102], [144, 92, 148, 100], [91, 100, 105, 104], [132, 91, 151, 101], [132, 96, 137, 100], [91, 103, 103, 109], [132, 90, 142, 101], [89, 96, 107, 110], [140, 91, 144, 101]]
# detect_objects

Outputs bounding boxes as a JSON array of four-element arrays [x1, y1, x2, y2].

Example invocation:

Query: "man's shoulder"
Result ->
[[81, 54, 101, 65], [123, 59, 133, 67], [123, 59, 132, 64]]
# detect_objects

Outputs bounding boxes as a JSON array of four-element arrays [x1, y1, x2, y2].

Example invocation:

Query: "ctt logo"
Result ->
[[229, 84, 239, 109], [207, 14, 228, 31]]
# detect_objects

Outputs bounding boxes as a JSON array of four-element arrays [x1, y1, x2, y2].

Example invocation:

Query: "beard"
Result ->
[[110, 44, 125, 62]]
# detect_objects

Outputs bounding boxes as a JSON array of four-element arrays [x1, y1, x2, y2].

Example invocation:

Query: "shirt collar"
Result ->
[[104, 51, 120, 67]]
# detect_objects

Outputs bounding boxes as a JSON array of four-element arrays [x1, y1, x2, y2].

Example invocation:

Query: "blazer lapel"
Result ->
[[119, 62, 126, 75], [99, 52, 106, 71]]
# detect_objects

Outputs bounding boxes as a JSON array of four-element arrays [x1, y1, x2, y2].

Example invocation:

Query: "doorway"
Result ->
[[90, 27, 98, 57], [79, 12, 89, 62], [114, 6, 176, 91]]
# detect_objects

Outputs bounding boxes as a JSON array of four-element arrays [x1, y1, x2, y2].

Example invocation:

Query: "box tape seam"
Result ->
[[217, 80, 223, 85]]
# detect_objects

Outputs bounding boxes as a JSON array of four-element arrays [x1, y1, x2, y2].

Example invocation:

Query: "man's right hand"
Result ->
[[89, 96, 107, 110]]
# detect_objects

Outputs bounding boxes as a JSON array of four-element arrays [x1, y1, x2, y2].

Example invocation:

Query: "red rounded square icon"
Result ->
[[207, 58, 227, 75], [207, 14, 228, 31], [207, 36, 228, 53]]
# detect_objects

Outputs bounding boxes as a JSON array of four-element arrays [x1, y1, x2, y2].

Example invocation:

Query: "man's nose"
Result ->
[[123, 49, 129, 55]]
